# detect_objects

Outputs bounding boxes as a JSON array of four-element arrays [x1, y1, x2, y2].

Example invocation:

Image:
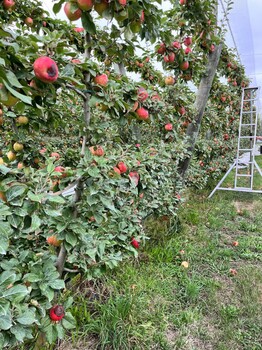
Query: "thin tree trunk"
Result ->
[[56, 32, 92, 277], [178, 43, 223, 179], [178, 1, 221, 180]]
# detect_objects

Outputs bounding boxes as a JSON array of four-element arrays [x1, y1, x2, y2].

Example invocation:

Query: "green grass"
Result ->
[[56, 189, 262, 350]]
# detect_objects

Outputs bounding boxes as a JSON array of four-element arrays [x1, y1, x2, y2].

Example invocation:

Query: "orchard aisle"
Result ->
[[56, 190, 262, 350]]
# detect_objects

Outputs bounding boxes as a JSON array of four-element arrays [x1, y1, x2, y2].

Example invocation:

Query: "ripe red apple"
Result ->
[[71, 59, 81, 64], [178, 106, 186, 115], [89, 146, 105, 156], [64, 2, 82, 21], [209, 44, 215, 53], [113, 167, 121, 175], [73, 27, 84, 32], [54, 166, 65, 173], [33, 57, 59, 83], [138, 87, 149, 102], [180, 0, 187, 4], [168, 52, 175, 62], [157, 43, 166, 55], [94, 74, 108, 86], [129, 171, 139, 186], [229, 268, 237, 276], [151, 93, 161, 101], [165, 123, 173, 131], [220, 96, 226, 102], [77, 0, 94, 10], [136, 107, 149, 121], [163, 55, 170, 63], [173, 41, 181, 49], [25, 17, 33, 27], [118, 0, 127, 5], [140, 10, 145, 22], [131, 237, 139, 249], [180, 61, 189, 71], [223, 134, 229, 140], [42, 21, 47, 27], [51, 152, 60, 160], [117, 161, 128, 174], [183, 37, 192, 47], [232, 241, 239, 247], [3, 0, 15, 10], [184, 47, 192, 54]]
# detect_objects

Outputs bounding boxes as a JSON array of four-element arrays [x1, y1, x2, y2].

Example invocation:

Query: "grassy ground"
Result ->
[[56, 186, 262, 350]]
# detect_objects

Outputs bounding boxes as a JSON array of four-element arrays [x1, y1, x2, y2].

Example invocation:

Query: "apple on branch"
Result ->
[[33, 57, 59, 83]]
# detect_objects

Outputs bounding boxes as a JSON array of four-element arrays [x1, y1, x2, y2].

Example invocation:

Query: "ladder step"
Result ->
[[239, 136, 255, 139], [243, 99, 256, 102], [241, 123, 256, 126], [239, 149, 253, 151], [236, 174, 252, 177], [242, 111, 255, 114]]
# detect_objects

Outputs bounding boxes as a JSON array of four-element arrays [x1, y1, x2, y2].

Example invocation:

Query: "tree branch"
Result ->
[[66, 83, 87, 100]]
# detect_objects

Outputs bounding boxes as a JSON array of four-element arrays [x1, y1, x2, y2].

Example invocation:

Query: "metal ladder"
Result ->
[[209, 86, 262, 198]]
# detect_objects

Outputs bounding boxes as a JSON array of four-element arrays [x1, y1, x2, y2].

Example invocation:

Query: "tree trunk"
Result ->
[[178, 42, 223, 179]]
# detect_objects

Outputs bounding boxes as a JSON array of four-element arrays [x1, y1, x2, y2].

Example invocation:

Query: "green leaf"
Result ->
[[27, 191, 44, 203], [6, 185, 27, 202], [3, 80, 32, 105], [48, 279, 65, 290], [2, 285, 29, 300], [0, 315, 12, 330], [62, 312, 76, 330], [45, 323, 58, 344], [0, 165, 11, 175], [65, 232, 77, 246], [23, 273, 42, 283], [53, 0, 63, 14], [16, 309, 36, 325], [8, 214, 22, 228], [10, 325, 27, 342], [6, 71, 23, 88], [46, 195, 66, 204], [43, 208, 62, 217], [0, 271, 16, 287], [81, 12, 96, 35]]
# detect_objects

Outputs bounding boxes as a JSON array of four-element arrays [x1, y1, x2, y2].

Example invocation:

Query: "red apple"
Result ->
[[94, 74, 108, 86], [113, 167, 121, 175], [71, 59, 81, 64], [229, 268, 237, 276], [184, 47, 192, 54], [129, 171, 139, 186], [3, 0, 15, 10], [180, 61, 189, 71], [138, 87, 149, 102], [168, 52, 175, 62], [165, 123, 173, 131], [118, 0, 127, 5], [25, 17, 33, 27], [131, 237, 139, 249], [73, 27, 84, 32], [183, 37, 192, 47], [64, 2, 82, 21], [232, 241, 239, 247], [157, 43, 166, 55], [178, 106, 186, 115], [77, 0, 94, 10], [51, 152, 60, 160], [136, 107, 149, 121], [33, 57, 59, 83], [117, 161, 128, 174], [173, 41, 181, 49], [209, 44, 215, 53], [140, 10, 145, 22], [180, 0, 187, 4]]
